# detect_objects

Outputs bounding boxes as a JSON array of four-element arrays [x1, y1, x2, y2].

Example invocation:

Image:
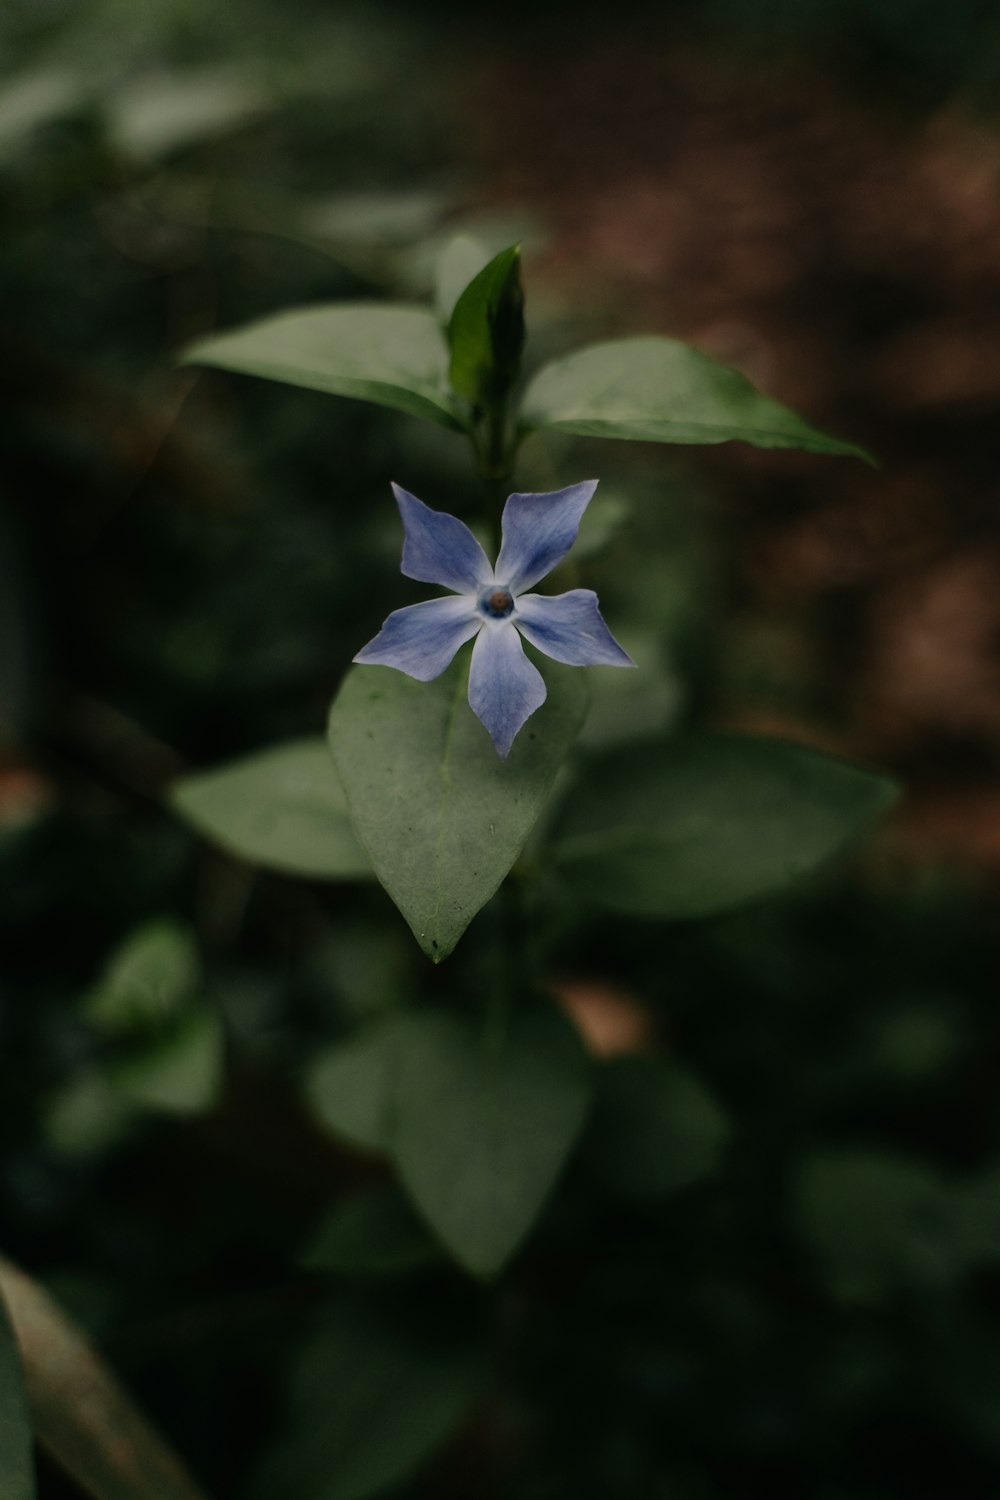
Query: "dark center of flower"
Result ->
[[479, 587, 515, 619]]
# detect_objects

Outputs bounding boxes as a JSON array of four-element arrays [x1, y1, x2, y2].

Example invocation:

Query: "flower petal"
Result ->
[[494, 480, 599, 593], [514, 590, 635, 668], [354, 596, 481, 681], [467, 622, 547, 757], [392, 483, 493, 593]]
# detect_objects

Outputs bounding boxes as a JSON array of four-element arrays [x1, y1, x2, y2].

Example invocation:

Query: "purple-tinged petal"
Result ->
[[467, 622, 547, 757], [392, 483, 493, 593], [494, 480, 598, 593], [354, 596, 480, 681], [514, 590, 635, 668]]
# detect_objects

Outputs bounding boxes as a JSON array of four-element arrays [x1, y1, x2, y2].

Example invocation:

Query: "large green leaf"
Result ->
[[182, 304, 464, 431], [521, 336, 872, 460], [328, 658, 588, 960], [588, 1055, 730, 1199], [390, 1007, 591, 1277], [549, 733, 898, 920], [0, 1291, 34, 1500], [170, 738, 371, 880], [256, 1299, 484, 1500]]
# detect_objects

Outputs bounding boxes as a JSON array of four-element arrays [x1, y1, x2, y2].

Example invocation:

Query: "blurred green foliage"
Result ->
[[2, 3, 1000, 1500]]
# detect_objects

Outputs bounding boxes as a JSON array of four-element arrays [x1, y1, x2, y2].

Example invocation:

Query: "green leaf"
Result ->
[[84, 919, 200, 1034], [0, 1256, 210, 1500], [108, 1010, 223, 1116], [390, 1007, 591, 1277], [182, 304, 464, 431], [0, 1291, 35, 1500], [549, 733, 898, 921], [521, 337, 873, 460], [588, 1056, 729, 1199], [301, 1187, 443, 1276], [328, 658, 588, 960], [256, 1299, 484, 1500], [170, 739, 371, 881], [304, 1015, 411, 1153], [447, 244, 525, 405]]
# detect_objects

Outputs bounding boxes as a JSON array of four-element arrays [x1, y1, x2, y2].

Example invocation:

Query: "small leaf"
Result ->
[[256, 1299, 484, 1500], [328, 658, 588, 959], [390, 1006, 591, 1277], [521, 336, 873, 461], [0, 1255, 209, 1500], [0, 1290, 35, 1500], [108, 1010, 223, 1116], [447, 244, 524, 404], [170, 739, 371, 881], [304, 1014, 411, 1153], [182, 304, 464, 430], [550, 733, 898, 921], [301, 1187, 443, 1276], [588, 1055, 730, 1199], [84, 919, 200, 1034]]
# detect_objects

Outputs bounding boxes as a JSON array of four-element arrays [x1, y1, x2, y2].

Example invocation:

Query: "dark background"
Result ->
[[4, 2, 1000, 1496]]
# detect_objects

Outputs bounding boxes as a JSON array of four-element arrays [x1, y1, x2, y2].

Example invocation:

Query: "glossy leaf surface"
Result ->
[[329, 658, 588, 959], [183, 304, 464, 430], [521, 336, 872, 460]]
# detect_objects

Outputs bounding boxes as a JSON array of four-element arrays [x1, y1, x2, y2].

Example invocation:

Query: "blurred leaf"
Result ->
[[949, 1161, 1000, 1264], [84, 919, 200, 1035], [520, 337, 873, 461], [794, 1150, 953, 1302], [108, 1009, 223, 1116], [306, 187, 454, 248], [170, 739, 371, 881], [305, 1015, 411, 1153], [0, 1256, 209, 1500], [42, 1071, 137, 1159], [301, 1187, 443, 1276], [568, 491, 631, 562], [390, 1006, 591, 1277], [447, 244, 524, 404], [108, 67, 269, 160], [328, 658, 588, 960], [256, 1299, 484, 1500], [550, 734, 898, 921], [578, 630, 681, 750], [183, 305, 465, 431], [434, 234, 493, 323], [588, 1055, 730, 1199], [0, 68, 87, 161], [0, 1291, 35, 1500]]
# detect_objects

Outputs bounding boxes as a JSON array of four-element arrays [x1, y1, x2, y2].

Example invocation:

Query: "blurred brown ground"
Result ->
[[466, 41, 1000, 877]]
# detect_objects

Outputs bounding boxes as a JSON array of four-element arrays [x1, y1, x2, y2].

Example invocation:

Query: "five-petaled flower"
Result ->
[[354, 480, 634, 756]]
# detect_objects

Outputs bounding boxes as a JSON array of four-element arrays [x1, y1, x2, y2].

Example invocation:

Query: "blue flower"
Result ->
[[354, 480, 634, 756]]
